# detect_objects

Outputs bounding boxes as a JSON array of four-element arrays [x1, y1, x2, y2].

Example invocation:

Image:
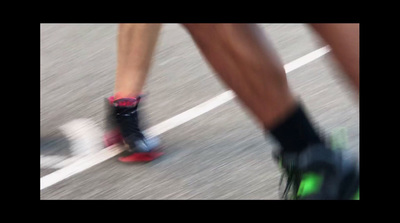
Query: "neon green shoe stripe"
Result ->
[[353, 189, 359, 200], [297, 173, 323, 198]]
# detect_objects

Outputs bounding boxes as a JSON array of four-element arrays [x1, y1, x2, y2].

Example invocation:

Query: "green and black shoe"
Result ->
[[274, 143, 359, 200]]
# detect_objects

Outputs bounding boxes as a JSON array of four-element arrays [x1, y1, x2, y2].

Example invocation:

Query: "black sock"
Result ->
[[268, 104, 323, 153]]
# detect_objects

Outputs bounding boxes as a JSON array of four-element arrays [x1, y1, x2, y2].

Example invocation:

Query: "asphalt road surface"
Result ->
[[40, 24, 359, 200]]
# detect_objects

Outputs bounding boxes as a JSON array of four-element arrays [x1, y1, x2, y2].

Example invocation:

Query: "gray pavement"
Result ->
[[40, 24, 359, 199]]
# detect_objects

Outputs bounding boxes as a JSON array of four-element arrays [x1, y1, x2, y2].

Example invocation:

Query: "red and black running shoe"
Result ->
[[104, 96, 163, 162]]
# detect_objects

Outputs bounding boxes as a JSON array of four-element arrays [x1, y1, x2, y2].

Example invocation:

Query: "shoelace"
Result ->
[[115, 104, 146, 141], [279, 165, 301, 200], [119, 114, 145, 140]]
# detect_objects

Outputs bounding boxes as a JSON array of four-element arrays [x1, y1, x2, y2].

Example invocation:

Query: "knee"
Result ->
[[181, 24, 229, 43], [181, 23, 207, 35], [182, 23, 239, 37], [181, 24, 215, 45]]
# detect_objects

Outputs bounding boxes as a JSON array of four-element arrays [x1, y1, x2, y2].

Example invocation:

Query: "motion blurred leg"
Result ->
[[114, 23, 162, 98], [309, 23, 359, 91], [182, 23, 296, 129]]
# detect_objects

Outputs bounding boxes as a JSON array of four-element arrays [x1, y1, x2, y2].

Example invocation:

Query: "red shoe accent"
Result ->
[[111, 93, 146, 107], [103, 129, 123, 147], [118, 151, 164, 162], [114, 92, 145, 101], [107, 96, 115, 105]]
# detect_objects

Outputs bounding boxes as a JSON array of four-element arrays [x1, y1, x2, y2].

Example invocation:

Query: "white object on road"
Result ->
[[59, 118, 103, 157]]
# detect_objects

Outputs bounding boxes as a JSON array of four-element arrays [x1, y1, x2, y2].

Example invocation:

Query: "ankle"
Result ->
[[114, 92, 143, 101], [268, 103, 324, 154], [108, 94, 143, 108]]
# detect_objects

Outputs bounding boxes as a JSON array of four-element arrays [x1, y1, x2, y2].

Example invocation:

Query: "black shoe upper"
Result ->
[[276, 144, 359, 200], [108, 97, 158, 152]]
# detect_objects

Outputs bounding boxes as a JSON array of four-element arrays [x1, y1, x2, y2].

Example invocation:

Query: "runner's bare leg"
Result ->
[[309, 23, 359, 91], [114, 23, 162, 99], [182, 23, 296, 129]]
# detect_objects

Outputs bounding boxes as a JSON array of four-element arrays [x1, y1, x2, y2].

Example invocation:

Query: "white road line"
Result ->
[[41, 145, 125, 190], [40, 46, 331, 191], [143, 90, 235, 138], [283, 46, 331, 73]]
